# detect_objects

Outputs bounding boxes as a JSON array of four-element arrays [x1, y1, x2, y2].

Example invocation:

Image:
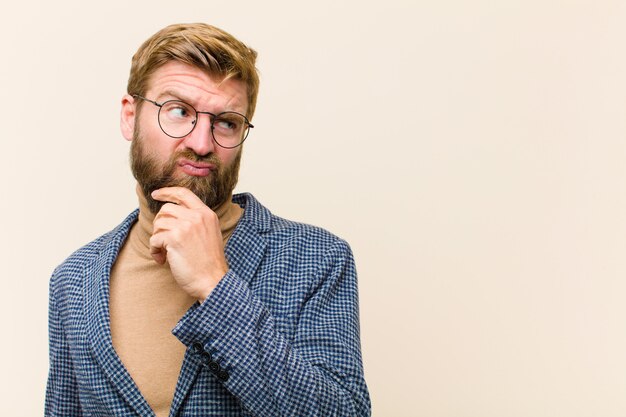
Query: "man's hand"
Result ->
[[150, 186, 229, 302]]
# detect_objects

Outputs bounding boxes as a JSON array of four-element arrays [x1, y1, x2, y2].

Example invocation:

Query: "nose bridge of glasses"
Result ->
[[189, 110, 216, 137], [196, 110, 218, 125]]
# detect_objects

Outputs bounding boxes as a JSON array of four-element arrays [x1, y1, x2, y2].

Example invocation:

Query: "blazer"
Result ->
[[46, 193, 371, 416]]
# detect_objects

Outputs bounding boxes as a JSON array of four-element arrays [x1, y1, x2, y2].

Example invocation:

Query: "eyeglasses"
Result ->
[[133, 95, 253, 149]]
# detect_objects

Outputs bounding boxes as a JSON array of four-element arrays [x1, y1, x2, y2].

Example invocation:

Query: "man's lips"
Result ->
[[177, 159, 216, 177]]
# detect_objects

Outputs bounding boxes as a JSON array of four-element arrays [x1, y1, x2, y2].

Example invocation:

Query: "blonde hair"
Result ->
[[127, 23, 260, 118]]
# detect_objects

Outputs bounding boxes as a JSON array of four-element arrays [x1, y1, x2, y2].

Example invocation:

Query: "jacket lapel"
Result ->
[[224, 193, 271, 285], [83, 212, 155, 417], [166, 349, 201, 417]]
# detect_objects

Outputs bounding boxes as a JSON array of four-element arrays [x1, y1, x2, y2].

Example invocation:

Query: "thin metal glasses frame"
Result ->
[[133, 95, 253, 149]]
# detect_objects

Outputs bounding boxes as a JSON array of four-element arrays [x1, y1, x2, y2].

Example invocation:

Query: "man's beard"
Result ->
[[130, 131, 242, 215]]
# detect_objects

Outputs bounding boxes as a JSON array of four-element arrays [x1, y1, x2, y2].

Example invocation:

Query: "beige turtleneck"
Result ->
[[109, 185, 243, 417]]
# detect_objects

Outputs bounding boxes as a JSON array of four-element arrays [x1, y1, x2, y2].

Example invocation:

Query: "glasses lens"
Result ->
[[159, 101, 197, 138], [212, 112, 250, 148]]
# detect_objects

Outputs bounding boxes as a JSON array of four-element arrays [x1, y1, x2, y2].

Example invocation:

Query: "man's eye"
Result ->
[[162, 101, 195, 122], [169, 107, 189, 118], [215, 119, 237, 130]]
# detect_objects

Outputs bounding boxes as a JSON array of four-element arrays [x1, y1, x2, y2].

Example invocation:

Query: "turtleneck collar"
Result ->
[[130, 184, 243, 259]]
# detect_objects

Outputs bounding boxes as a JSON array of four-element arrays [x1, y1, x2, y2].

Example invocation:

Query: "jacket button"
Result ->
[[217, 369, 230, 382], [208, 361, 220, 373], [191, 342, 204, 354], [200, 351, 212, 365]]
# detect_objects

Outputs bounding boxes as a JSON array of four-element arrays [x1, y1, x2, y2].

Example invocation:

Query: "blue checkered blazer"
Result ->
[[46, 193, 371, 416]]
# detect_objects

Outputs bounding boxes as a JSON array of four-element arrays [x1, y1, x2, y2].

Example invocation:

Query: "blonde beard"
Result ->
[[130, 131, 242, 214]]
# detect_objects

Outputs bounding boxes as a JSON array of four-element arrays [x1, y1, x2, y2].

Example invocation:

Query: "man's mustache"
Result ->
[[170, 150, 221, 169]]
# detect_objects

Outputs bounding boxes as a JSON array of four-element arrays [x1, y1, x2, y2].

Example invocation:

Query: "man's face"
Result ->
[[121, 61, 249, 213]]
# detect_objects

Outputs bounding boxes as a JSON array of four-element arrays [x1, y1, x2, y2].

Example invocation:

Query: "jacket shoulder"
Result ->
[[235, 193, 352, 257], [50, 210, 139, 292]]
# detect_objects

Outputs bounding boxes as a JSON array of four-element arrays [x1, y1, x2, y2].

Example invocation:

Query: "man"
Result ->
[[45, 23, 370, 416]]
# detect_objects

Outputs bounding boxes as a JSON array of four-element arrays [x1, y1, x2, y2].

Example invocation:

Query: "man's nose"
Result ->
[[183, 114, 215, 156]]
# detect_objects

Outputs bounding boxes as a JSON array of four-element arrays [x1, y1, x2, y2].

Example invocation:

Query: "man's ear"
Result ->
[[120, 94, 136, 141]]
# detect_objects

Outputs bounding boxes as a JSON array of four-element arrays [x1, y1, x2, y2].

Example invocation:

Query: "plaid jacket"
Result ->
[[46, 193, 371, 416]]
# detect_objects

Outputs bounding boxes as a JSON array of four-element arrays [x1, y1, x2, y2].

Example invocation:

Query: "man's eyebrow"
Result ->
[[154, 89, 247, 115], [155, 90, 192, 103]]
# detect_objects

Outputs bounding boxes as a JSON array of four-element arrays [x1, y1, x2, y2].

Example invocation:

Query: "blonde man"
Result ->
[[45, 23, 370, 416]]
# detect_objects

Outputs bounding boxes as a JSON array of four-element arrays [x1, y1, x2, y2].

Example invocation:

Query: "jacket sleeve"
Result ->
[[45, 274, 83, 417], [172, 238, 371, 416]]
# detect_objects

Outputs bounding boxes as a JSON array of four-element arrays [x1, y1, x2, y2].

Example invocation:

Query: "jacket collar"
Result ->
[[225, 193, 271, 282]]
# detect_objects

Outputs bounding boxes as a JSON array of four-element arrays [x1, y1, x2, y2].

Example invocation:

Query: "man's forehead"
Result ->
[[145, 61, 248, 108]]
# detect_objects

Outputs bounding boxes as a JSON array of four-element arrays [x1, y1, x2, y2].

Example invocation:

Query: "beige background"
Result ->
[[2, 0, 626, 416]]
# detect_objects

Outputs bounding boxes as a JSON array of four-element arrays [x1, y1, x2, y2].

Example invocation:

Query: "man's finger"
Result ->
[[149, 233, 167, 264], [151, 187, 205, 209], [154, 202, 187, 221]]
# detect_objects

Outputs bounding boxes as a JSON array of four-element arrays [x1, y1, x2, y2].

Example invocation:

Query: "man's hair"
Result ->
[[127, 23, 260, 118]]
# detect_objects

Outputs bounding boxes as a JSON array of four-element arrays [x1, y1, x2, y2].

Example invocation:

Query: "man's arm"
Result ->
[[45, 277, 83, 416], [172, 238, 371, 416], [151, 187, 370, 415]]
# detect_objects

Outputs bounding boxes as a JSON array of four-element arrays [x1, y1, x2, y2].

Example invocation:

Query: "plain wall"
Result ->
[[2, 0, 626, 415]]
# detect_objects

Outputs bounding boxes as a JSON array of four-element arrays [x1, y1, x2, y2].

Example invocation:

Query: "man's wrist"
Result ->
[[196, 268, 228, 303]]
